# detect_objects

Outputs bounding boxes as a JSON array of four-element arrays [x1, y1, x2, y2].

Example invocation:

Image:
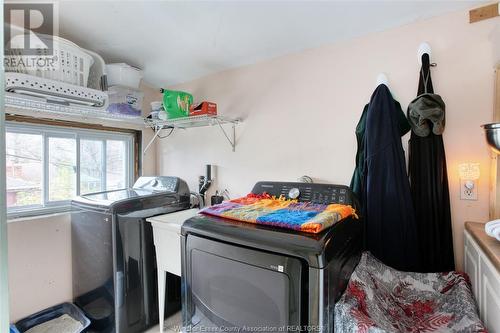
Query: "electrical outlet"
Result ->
[[460, 179, 478, 200]]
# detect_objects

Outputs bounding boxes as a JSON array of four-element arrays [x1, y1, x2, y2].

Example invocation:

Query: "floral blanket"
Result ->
[[335, 252, 486, 333], [200, 193, 357, 233]]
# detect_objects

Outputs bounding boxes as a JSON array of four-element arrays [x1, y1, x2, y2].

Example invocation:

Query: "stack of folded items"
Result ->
[[200, 192, 357, 234], [485, 219, 500, 241]]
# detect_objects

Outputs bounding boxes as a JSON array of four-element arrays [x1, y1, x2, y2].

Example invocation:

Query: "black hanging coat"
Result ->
[[408, 54, 455, 272], [362, 84, 420, 272], [350, 101, 411, 205]]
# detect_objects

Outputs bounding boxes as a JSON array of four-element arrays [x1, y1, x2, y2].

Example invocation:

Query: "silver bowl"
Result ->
[[482, 123, 500, 154]]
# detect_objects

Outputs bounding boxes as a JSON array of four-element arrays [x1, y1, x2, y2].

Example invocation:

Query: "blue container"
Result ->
[[13, 302, 90, 333]]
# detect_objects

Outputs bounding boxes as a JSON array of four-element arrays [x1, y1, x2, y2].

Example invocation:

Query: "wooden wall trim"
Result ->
[[470, 2, 499, 23], [5, 114, 142, 180], [492, 156, 500, 219], [496, 65, 500, 122], [492, 66, 500, 219], [5, 114, 139, 134]]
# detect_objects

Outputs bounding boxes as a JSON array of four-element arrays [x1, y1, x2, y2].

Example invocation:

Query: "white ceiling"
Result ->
[[58, 0, 484, 87]]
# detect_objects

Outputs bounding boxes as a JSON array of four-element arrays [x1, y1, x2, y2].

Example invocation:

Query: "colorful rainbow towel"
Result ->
[[200, 193, 357, 234]]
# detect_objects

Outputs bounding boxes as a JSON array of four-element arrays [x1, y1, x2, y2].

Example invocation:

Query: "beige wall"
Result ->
[[7, 213, 72, 322], [141, 82, 163, 176], [159, 10, 498, 270], [7, 82, 161, 322]]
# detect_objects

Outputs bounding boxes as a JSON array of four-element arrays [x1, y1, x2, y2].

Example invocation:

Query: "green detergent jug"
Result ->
[[161, 89, 193, 119]]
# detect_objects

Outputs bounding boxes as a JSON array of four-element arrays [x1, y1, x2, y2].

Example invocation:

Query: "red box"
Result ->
[[189, 101, 217, 116]]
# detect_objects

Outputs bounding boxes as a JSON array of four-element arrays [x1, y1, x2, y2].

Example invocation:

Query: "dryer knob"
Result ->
[[288, 188, 300, 199]]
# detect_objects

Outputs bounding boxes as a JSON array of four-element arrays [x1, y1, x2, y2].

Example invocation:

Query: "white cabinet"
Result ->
[[464, 231, 500, 333], [479, 253, 500, 332], [464, 233, 480, 297]]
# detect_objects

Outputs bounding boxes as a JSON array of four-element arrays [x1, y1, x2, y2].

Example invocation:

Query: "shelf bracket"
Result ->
[[142, 116, 240, 153], [215, 119, 236, 152], [143, 126, 163, 155]]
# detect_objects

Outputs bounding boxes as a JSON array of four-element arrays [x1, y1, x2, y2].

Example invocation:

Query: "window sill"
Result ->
[[7, 206, 72, 222]]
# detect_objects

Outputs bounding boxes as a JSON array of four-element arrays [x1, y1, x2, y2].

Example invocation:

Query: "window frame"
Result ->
[[6, 122, 135, 218]]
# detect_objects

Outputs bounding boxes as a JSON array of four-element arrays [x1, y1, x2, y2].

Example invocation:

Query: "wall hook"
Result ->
[[376, 72, 389, 87], [418, 42, 436, 66]]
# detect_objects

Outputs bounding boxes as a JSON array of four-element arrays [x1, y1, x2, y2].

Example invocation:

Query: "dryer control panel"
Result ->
[[251, 181, 353, 205]]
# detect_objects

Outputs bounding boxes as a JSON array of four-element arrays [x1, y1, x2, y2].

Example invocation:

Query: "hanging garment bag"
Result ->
[[407, 54, 455, 272]]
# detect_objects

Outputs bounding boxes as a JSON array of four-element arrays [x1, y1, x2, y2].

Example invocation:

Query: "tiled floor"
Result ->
[[144, 312, 182, 333]]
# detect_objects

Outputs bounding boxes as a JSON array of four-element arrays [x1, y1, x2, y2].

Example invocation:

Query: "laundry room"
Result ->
[[1, 1, 500, 333]]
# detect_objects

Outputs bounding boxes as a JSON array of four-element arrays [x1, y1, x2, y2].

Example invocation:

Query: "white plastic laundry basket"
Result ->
[[7, 34, 94, 87]]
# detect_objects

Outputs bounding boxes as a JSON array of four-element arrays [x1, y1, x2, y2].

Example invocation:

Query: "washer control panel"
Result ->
[[252, 181, 352, 205]]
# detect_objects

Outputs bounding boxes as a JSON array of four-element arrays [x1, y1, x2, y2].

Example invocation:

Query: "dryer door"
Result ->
[[183, 235, 304, 332]]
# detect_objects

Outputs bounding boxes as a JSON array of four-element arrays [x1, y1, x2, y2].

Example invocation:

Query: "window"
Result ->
[[6, 123, 134, 217]]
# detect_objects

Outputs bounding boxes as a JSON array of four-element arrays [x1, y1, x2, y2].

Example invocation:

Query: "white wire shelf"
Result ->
[[144, 115, 240, 129], [5, 92, 145, 125], [144, 115, 242, 153]]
